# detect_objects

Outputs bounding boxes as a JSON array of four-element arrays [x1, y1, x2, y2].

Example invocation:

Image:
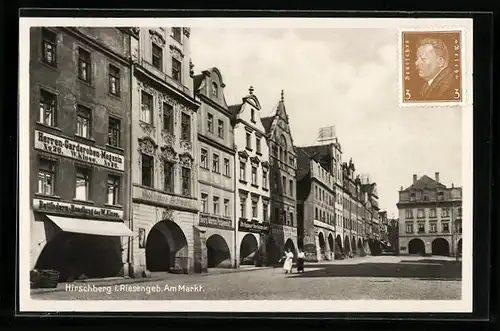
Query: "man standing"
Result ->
[[415, 37, 456, 100]]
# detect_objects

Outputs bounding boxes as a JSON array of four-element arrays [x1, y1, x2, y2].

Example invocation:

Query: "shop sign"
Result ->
[[239, 219, 270, 234], [199, 214, 233, 230], [34, 130, 124, 171], [133, 186, 198, 211], [33, 198, 123, 219]]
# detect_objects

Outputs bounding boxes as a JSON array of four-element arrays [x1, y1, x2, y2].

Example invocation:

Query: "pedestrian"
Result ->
[[297, 249, 305, 273], [281, 248, 294, 274]]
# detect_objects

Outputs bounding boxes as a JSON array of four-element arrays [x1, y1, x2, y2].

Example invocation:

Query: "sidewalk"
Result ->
[[31, 265, 273, 294]]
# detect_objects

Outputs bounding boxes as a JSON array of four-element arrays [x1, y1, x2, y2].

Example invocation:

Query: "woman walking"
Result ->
[[282, 248, 294, 274], [297, 249, 305, 273]]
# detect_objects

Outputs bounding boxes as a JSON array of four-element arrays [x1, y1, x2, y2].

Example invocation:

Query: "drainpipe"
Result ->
[[233, 145, 238, 269], [127, 59, 135, 277]]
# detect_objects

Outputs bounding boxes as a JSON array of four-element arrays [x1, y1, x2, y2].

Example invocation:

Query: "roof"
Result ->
[[361, 183, 374, 195], [296, 148, 312, 181], [261, 116, 273, 134], [193, 74, 204, 92], [404, 175, 446, 191], [228, 104, 242, 117]]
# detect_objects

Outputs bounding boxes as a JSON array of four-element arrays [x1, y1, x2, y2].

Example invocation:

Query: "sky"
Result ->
[[190, 27, 463, 217]]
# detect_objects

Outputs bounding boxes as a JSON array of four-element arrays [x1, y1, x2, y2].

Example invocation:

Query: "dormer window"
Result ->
[[211, 82, 218, 97], [171, 27, 182, 43]]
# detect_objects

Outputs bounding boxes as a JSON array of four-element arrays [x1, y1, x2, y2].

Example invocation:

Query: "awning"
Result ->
[[46, 215, 134, 237]]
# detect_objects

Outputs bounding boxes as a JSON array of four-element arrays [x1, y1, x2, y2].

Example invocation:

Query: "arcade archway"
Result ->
[[432, 238, 450, 256], [318, 232, 326, 256], [335, 235, 343, 253], [328, 234, 335, 253], [145, 220, 188, 272], [457, 239, 462, 255], [351, 236, 356, 253], [344, 235, 350, 253], [35, 232, 122, 282], [240, 233, 258, 265], [285, 238, 296, 256], [206, 234, 231, 268], [408, 238, 425, 256]]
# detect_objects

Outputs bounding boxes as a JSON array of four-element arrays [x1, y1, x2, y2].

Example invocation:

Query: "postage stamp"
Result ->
[[399, 29, 464, 107]]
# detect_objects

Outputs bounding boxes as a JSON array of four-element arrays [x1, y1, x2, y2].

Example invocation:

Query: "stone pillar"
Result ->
[[193, 226, 207, 273]]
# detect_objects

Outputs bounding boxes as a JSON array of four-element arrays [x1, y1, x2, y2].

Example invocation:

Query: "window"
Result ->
[[163, 103, 174, 133], [437, 191, 444, 200], [78, 48, 91, 82], [37, 159, 55, 195], [39, 89, 57, 126], [163, 161, 175, 193], [458, 207, 462, 217], [417, 209, 424, 218], [171, 27, 182, 42], [223, 158, 230, 176], [200, 149, 208, 169], [172, 57, 182, 82], [75, 168, 91, 201], [405, 209, 413, 219], [76, 105, 91, 138], [212, 154, 220, 173], [152, 43, 162, 70], [211, 82, 218, 97], [455, 220, 462, 233], [200, 193, 208, 213], [141, 91, 153, 124], [207, 113, 214, 133], [107, 175, 120, 205], [262, 169, 268, 189], [315, 207, 319, 220], [239, 162, 246, 181], [410, 193, 416, 201], [213, 196, 220, 215], [240, 198, 247, 218], [42, 28, 57, 65], [405, 223, 413, 233], [430, 222, 437, 233], [218, 119, 224, 138], [141, 154, 154, 187], [251, 166, 257, 185], [252, 200, 258, 218], [256, 137, 261, 154], [442, 222, 450, 233], [315, 186, 318, 199], [251, 109, 255, 122], [246, 132, 252, 149], [441, 208, 450, 217], [263, 203, 268, 222], [224, 199, 230, 217], [181, 167, 191, 196], [290, 212, 294, 227], [289, 179, 293, 196], [417, 222, 425, 233], [282, 176, 286, 192], [289, 156, 294, 166], [181, 113, 191, 141], [429, 208, 437, 218], [108, 65, 120, 96], [108, 117, 121, 147]]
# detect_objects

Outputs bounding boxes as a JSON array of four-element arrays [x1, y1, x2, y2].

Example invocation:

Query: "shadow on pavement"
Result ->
[[289, 260, 462, 281]]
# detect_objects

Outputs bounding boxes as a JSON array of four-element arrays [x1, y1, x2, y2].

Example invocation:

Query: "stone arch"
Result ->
[[432, 238, 450, 256], [457, 238, 462, 255], [328, 233, 335, 252], [335, 234, 343, 253], [408, 238, 425, 256], [206, 234, 231, 268], [344, 235, 351, 252], [145, 220, 189, 272], [351, 235, 356, 253], [318, 232, 326, 255], [240, 233, 259, 265], [34, 232, 122, 282], [285, 238, 297, 256], [357, 238, 363, 250]]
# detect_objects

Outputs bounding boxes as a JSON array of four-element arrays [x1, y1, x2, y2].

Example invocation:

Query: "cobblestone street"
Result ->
[[31, 256, 462, 301]]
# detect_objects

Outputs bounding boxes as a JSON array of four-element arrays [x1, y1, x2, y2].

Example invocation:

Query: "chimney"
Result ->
[[413, 174, 417, 183], [435, 172, 440, 183]]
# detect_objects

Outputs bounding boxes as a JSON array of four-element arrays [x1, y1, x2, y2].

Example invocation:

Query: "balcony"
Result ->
[[140, 59, 192, 97]]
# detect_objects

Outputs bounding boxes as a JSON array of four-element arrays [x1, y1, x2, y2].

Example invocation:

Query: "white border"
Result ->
[[18, 17, 473, 313], [397, 26, 469, 108]]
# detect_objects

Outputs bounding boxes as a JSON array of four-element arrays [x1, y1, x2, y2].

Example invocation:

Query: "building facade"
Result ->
[[229, 87, 271, 267], [193, 68, 236, 269], [261, 91, 298, 264], [128, 27, 202, 276], [29, 27, 133, 281], [296, 149, 336, 262], [397, 173, 462, 257]]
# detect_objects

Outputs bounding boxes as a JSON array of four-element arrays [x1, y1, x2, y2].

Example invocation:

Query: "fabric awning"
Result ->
[[46, 215, 134, 237]]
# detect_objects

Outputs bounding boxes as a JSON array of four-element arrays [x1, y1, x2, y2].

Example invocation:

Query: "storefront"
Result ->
[[237, 219, 270, 267], [31, 199, 133, 282], [199, 214, 235, 269]]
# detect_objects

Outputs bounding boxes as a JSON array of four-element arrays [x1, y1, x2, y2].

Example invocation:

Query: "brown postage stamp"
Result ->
[[400, 30, 463, 106]]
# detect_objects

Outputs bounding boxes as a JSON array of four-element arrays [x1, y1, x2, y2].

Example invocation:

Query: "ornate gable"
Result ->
[[178, 152, 194, 168], [138, 136, 158, 156]]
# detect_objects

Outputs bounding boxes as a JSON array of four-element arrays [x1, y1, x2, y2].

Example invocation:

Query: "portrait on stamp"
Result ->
[[401, 31, 462, 104]]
